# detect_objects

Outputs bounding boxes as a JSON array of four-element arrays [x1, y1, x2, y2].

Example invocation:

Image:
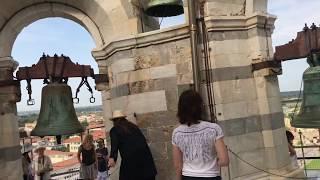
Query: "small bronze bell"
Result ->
[[31, 83, 84, 138], [145, 0, 184, 17], [291, 53, 320, 128]]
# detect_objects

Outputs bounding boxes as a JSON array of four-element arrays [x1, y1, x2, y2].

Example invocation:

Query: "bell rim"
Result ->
[[30, 127, 84, 137]]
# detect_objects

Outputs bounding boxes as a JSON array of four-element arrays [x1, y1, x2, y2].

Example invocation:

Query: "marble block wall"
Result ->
[[92, 1, 304, 178], [0, 58, 22, 180]]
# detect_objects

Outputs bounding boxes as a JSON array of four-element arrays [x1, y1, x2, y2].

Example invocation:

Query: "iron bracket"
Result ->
[[252, 60, 282, 72], [14, 54, 109, 105]]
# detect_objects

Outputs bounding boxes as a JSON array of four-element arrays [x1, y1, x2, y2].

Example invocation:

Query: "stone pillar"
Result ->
[[0, 57, 22, 180], [201, 0, 304, 179], [93, 38, 187, 179]]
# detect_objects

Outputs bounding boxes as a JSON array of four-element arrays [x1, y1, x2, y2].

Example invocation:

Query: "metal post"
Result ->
[[188, 0, 200, 92], [227, 160, 231, 180], [299, 130, 307, 176]]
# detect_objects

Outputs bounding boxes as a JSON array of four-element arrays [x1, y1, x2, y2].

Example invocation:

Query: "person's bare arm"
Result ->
[[172, 145, 183, 180], [108, 158, 116, 168], [77, 146, 82, 164], [215, 138, 229, 167], [93, 146, 98, 168]]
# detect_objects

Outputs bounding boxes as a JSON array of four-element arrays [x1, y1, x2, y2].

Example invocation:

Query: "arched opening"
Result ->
[[13, 17, 101, 112], [12, 17, 105, 179], [0, 2, 106, 58]]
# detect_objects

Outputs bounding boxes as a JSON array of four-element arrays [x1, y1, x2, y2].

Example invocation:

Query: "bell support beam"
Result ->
[[0, 54, 109, 88], [274, 23, 320, 61], [252, 23, 320, 75]]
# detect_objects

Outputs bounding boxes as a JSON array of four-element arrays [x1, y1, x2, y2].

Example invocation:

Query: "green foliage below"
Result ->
[[51, 146, 68, 152], [81, 120, 89, 128], [306, 159, 320, 170], [18, 114, 38, 127]]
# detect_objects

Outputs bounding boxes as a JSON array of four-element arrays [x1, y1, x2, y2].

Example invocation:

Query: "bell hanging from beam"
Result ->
[[31, 83, 84, 141], [144, 0, 184, 17], [291, 53, 320, 128]]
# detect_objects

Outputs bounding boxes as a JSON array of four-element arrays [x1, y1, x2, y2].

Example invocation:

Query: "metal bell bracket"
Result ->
[[26, 78, 35, 106], [11, 54, 108, 104], [251, 23, 320, 76], [74, 77, 95, 104]]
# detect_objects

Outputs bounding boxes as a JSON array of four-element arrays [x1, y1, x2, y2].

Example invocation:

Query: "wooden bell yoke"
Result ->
[[0, 54, 109, 104], [252, 23, 320, 74]]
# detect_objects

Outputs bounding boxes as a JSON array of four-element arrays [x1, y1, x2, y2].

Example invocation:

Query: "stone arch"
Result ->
[[0, 1, 114, 179], [0, 2, 109, 58]]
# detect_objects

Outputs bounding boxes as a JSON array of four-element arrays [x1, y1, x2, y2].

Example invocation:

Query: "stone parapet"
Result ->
[[92, 13, 276, 61]]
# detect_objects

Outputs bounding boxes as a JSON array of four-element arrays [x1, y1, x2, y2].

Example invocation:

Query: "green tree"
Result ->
[[52, 146, 68, 152], [81, 120, 89, 129]]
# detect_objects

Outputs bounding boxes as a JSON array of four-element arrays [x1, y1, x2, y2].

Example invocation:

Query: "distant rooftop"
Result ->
[[53, 157, 79, 171]]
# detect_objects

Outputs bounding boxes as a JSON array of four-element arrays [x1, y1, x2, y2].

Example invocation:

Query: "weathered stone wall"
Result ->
[[92, 3, 303, 178], [0, 57, 21, 180], [94, 26, 192, 179]]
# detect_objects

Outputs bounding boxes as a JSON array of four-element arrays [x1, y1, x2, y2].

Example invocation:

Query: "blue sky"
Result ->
[[13, 0, 320, 112]]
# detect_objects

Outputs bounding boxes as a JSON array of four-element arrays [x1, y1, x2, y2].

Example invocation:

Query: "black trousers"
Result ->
[[143, 177, 155, 180], [182, 176, 221, 180]]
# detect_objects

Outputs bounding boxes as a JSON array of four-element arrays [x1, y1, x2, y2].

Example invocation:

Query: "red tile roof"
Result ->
[[91, 130, 106, 141], [87, 123, 105, 130], [62, 129, 108, 144], [53, 157, 79, 170], [63, 137, 81, 144], [45, 150, 76, 156]]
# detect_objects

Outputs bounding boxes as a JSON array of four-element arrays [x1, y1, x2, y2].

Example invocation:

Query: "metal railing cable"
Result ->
[[290, 79, 303, 123], [50, 165, 120, 178], [51, 169, 79, 177], [228, 148, 320, 179]]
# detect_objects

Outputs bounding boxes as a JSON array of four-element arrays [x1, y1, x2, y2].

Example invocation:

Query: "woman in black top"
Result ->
[[108, 110, 157, 180], [77, 134, 97, 180]]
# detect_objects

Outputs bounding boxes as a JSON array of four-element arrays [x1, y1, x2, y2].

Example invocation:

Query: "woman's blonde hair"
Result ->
[[82, 134, 94, 146]]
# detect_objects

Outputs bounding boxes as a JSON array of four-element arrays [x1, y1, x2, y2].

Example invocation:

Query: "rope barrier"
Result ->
[[228, 148, 320, 179]]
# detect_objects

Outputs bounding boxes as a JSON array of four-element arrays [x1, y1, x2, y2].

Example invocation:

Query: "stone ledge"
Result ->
[[205, 13, 276, 31], [0, 57, 18, 70], [92, 13, 276, 61]]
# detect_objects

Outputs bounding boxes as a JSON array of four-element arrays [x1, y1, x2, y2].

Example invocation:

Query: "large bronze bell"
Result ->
[[145, 0, 184, 17], [31, 83, 84, 138], [291, 53, 320, 128]]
